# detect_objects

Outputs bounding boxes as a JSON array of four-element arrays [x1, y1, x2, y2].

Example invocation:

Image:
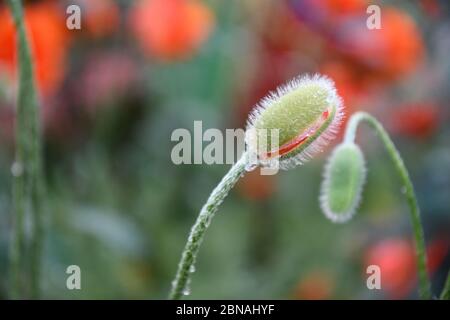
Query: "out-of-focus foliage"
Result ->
[[0, 0, 449, 299]]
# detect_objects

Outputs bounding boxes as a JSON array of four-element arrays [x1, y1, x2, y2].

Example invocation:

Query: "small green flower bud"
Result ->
[[320, 142, 366, 223], [245, 74, 344, 170]]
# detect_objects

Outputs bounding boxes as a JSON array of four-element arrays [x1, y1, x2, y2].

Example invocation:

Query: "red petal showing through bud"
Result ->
[[262, 108, 331, 160]]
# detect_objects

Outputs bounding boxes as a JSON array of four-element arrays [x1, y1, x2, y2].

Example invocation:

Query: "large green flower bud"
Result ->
[[245, 74, 344, 170]]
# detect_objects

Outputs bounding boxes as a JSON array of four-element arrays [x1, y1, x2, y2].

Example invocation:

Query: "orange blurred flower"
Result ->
[[320, 61, 364, 115], [0, 1, 69, 97], [365, 237, 448, 298], [128, 0, 215, 60], [343, 8, 424, 79], [290, 1, 424, 79], [322, 0, 367, 16], [365, 238, 416, 299], [293, 271, 335, 300], [76, 0, 120, 38], [390, 103, 439, 139]]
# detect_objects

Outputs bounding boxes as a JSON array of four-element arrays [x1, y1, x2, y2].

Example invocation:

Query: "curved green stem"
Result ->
[[169, 153, 248, 299], [8, 0, 45, 299], [440, 271, 450, 300], [344, 112, 431, 299]]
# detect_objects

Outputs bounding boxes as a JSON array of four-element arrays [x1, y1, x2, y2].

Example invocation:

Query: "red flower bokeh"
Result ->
[[390, 103, 439, 139], [338, 7, 424, 79], [77, 0, 120, 38], [293, 271, 335, 300], [128, 0, 215, 61], [0, 1, 69, 97], [365, 238, 416, 298], [365, 237, 449, 298]]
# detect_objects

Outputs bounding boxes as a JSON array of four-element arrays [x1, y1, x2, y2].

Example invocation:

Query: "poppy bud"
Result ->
[[245, 74, 344, 170], [320, 142, 366, 223]]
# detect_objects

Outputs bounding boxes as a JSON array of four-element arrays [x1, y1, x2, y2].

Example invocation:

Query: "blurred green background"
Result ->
[[0, 0, 449, 299]]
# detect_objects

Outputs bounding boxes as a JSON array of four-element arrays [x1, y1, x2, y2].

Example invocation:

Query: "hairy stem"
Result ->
[[169, 153, 248, 299], [8, 0, 45, 299], [344, 112, 431, 299]]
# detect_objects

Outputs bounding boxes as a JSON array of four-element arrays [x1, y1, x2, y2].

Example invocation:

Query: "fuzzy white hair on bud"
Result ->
[[245, 74, 344, 170]]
